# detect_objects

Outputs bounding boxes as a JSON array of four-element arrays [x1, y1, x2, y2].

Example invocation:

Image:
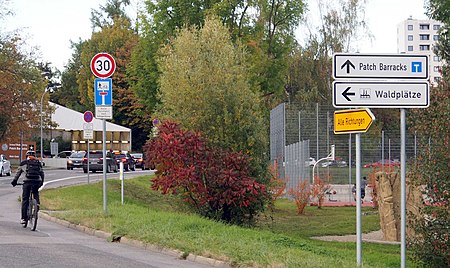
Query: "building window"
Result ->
[[433, 35, 439, 41], [419, 45, 430, 51], [434, 77, 441, 83], [408, 46, 413, 51], [433, 24, 441, 30], [419, 34, 430, 40], [433, 55, 441, 61], [434, 66, 441, 72], [408, 25, 413, 30], [419, 24, 430, 30], [408, 35, 413, 41]]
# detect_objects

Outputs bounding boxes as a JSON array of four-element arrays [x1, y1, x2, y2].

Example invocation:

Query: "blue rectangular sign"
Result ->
[[94, 78, 113, 106]]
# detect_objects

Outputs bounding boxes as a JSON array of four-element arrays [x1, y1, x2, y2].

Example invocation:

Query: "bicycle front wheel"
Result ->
[[29, 199, 38, 231]]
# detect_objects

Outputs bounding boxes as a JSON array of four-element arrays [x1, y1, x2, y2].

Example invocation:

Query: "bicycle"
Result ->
[[17, 182, 39, 231]]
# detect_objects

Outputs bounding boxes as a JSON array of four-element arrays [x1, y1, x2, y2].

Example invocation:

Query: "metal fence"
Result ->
[[270, 102, 431, 186]]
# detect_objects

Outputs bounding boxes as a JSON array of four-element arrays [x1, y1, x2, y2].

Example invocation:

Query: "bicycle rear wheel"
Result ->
[[29, 199, 38, 231]]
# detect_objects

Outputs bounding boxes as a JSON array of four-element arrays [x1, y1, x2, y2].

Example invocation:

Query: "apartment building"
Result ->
[[397, 17, 443, 85]]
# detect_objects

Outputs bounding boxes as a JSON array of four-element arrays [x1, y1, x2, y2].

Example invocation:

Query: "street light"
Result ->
[[40, 89, 48, 160]]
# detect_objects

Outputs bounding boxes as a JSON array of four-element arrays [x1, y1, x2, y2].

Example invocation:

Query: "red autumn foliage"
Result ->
[[267, 162, 287, 206], [310, 176, 330, 209], [144, 121, 267, 224], [288, 180, 310, 215]]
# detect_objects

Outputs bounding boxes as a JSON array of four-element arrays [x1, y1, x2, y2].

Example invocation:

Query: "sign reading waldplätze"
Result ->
[[1, 141, 37, 160]]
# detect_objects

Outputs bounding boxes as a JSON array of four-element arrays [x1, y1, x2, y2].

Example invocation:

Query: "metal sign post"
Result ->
[[83, 112, 94, 184], [333, 53, 429, 267], [120, 162, 124, 205], [91, 53, 115, 214]]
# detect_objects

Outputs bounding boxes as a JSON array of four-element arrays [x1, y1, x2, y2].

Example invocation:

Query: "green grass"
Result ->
[[40, 175, 416, 268]]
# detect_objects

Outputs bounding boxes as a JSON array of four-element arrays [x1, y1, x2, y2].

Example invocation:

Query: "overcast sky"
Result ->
[[3, 0, 429, 71]]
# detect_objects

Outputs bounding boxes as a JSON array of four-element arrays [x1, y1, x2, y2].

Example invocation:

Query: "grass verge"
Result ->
[[40, 175, 414, 267]]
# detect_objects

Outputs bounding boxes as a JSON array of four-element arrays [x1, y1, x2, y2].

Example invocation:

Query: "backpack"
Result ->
[[26, 159, 42, 178]]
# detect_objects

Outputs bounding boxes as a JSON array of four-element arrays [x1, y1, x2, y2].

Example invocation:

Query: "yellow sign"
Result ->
[[334, 108, 375, 134]]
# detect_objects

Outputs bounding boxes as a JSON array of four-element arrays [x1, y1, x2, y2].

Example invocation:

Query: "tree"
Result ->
[[408, 1, 450, 266], [157, 16, 268, 181], [288, 0, 371, 103], [75, 1, 152, 150], [0, 37, 47, 141]]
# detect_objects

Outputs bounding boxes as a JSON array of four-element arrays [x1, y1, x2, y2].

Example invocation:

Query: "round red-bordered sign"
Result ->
[[83, 111, 94, 123], [90, 53, 116, 78]]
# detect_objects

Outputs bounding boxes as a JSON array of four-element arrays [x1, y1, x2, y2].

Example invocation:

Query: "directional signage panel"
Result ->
[[94, 78, 113, 106], [334, 108, 375, 134], [333, 54, 428, 79], [333, 81, 429, 108]]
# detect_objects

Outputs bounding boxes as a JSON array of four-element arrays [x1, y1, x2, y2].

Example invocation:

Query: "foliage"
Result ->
[[145, 121, 268, 225], [267, 163, 287, 206], [73, 2, 152, 150], [426, 0, 450, 81], [0, 36, 47, 141], [406, 2, 450, 266], [288, 0, 370, 103], [310, 177, 330, 208], [157, 16, 268, 182], [287, 180, 310, 215]]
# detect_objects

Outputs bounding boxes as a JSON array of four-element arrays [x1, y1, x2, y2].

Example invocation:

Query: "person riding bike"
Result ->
[[11, 151, 44, 225]]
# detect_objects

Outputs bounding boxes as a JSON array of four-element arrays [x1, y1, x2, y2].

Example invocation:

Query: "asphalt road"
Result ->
[[0, 168, 215, 268]]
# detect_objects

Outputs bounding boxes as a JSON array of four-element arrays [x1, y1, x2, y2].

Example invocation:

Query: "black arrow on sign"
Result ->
[[342, 87, 355, 101], [341, 60, 355, 74]]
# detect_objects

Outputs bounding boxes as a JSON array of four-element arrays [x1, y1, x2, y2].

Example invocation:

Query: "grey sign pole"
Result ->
[[103, 119, 107, 213], [87, 140, 90, 184], [400, 109, 406, 268], [356, 133, 362, 267]]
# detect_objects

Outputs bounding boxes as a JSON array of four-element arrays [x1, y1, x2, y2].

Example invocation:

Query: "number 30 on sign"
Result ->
[[90, 53, 116, 78]]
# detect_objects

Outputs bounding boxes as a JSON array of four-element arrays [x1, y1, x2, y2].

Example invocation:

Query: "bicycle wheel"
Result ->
[[30, 198, 38, 231]]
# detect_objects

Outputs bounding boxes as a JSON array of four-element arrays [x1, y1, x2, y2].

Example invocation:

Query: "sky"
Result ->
[[2, 0, 430, 71]]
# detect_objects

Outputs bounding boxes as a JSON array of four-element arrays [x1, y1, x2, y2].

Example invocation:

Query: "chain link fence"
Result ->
[[270, 102, 431, 189]]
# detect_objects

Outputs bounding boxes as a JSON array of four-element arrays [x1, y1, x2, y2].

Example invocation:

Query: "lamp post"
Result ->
[[40, 89, 48, 160]]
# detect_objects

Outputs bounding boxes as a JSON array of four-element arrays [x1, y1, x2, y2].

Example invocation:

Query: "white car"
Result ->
[[306, 157, 316, 167], [0, 154, 11, 177]]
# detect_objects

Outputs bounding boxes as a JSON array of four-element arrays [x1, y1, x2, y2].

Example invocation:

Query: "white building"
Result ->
[[397, 17, 443, 85], [49, 102, 132, 152]]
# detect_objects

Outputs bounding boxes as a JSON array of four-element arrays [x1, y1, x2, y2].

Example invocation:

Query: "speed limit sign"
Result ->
[[90, 53, 116, 78]]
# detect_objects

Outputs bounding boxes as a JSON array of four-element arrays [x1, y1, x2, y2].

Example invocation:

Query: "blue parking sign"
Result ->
[[94, 78, 113, 106]]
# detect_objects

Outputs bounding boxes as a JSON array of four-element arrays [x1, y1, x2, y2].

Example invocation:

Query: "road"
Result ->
[[0, 168, 215, 268]]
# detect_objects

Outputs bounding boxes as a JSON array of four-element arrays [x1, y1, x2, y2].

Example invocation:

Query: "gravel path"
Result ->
[[312, 230, 400, 245]]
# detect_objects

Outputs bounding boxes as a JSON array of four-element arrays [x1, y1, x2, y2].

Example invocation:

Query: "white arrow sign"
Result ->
[[333, 81, 429, 108], [333, 53, 429, 79]]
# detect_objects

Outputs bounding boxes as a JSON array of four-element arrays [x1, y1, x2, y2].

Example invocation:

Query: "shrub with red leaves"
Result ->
[[144, 121, 268, 225]]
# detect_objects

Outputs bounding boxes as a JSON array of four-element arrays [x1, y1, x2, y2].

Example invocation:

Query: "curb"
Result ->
[[39, 212, 231, 268]]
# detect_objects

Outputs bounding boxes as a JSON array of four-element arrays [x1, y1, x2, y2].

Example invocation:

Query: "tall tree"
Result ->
[[76, 1, 152, 150], [129, 0, 306, 115], [288, 0, 371, 103], [157, 16, 268, 180], [0, 37, 47, 141]]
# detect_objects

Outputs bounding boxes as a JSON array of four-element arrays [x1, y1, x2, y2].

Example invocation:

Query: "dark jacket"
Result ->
[[14, 157, 45, 184]]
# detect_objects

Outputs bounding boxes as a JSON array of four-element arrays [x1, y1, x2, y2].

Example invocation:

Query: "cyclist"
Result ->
[[11, 151, 44, 225]]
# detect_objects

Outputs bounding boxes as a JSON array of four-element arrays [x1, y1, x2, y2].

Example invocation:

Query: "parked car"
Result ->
[[363, 159, 400, 168], [56, 151, 72, 158], [130, 153, 146, 170], [305, 157, 316, 167], [321, 159, 347, 168], [82, 151, 118, 173], [0, 154, 11, 177], [67, 151, 85, 170], [113, 151, 135, 171]]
